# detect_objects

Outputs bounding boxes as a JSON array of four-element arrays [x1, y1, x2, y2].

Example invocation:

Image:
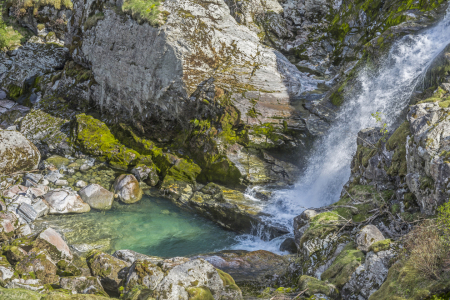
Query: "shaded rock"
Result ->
[[60, 276, 108, 296], [131, 165, 159, 186], [0, 130, 40, 175], [37, 227, 72, 260], [17, 203, 38, 223], [196, 250, 288, 289], [293, 209, 318, 249], [356, 225, 385, 252], [113, 174, 143, 204], [280, 237, 297, 254], [78, 184, 114, 210], [0, 256, 14, 280], [44, 189, 91, 214], [341, 250, 395, 299], [86, 250, 130, 293]]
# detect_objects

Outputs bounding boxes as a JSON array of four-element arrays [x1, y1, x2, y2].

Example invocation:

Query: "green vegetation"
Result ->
[[385, 121, 410, 177], [121, 0, 166, 26], [321, 242, 365, 288], [84, 12, 104, 30], [298, 275, 339, 298]]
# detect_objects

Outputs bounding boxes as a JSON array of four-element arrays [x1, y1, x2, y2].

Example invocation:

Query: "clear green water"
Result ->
[[36, 196, 237, 258]]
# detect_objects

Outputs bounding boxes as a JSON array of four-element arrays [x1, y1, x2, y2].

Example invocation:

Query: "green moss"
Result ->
[[72, 114, 141, 169], [368, 239, 392, 253], [321, 241, 365, 288], [121, 0, 164, 26], [419, 176, 434, 190], [298, 275, 339, 298], [369, 259, 450, 300], [7, 84, 23, 99], [186, 286, 214, 300], [216, 269, 240, 291], [166, 159, 201, 184], [385, 122, 410, 177]]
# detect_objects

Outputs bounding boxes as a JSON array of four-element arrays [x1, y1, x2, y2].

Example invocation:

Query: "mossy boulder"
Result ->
[[298, 275, 339, 299], [321, 241, 365, 288], [86, 250, 130, 293], [15, 251, 58, 284], [60, 276, 108, 297], [368, 239, 392, 253], [72, 114, 140, 170], [0, 130, 41, 175], [124, 260, 164, 292]]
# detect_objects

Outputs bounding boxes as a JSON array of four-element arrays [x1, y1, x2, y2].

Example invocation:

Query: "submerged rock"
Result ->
[[0, 130, 40, 175], [113, 174, 143, 204], [78, 184, 114, 210]]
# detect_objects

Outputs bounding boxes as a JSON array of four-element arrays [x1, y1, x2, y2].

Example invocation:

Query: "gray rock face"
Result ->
[[356, 225, 385, 252], [293, 209, 318, 249], [113, 174, 143, 204], [125, 260, 165, 292], [342, 250, 395, 299], [0, 130, 41, 175], [19, 109, 73, 156], [0, 42, 68, 88], [78, 184, 114, 210], [406, 102, 450, 214], [66, 0, 305, 137]]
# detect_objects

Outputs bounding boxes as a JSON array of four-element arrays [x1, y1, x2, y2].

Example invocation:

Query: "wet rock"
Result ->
[[60, 276, 108, 296], [0, 130, 41, 175], [78, 184, 114, 210], [341, 250, 395, 299], [55, 179, 69, 186], [356, 225, 385, 252], [113, 249, 162, 265], [37, 227, 72, 260], [86, 250, 131, 293], [113, 174, 143, 204], [280, 237, 297, 254], [196, 250, 289, 289], [293, 209, 318, 248], [44, 171, 64, 184], [44, 189, 90, 214], [131, 165, 159, 186]]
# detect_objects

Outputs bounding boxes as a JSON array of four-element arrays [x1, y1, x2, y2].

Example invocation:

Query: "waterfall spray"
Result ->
[[232, 8, 450, 253]]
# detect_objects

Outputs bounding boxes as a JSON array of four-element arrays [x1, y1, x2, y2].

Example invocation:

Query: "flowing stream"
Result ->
[[234, 8, 450, 252]]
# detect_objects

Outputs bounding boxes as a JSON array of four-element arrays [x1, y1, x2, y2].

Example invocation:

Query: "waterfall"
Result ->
[[231, 8, 450, 253]]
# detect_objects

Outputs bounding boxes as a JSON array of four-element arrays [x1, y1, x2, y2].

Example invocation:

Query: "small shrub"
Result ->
[[121, 0, 162, 26]]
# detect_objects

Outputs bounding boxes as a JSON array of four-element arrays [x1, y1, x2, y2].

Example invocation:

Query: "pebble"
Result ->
[[55, 180, 68, 186], [76, 180, 87, 188]]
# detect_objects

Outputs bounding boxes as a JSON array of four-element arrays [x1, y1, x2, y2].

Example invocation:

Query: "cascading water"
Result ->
[[232, 8, 450, 253]]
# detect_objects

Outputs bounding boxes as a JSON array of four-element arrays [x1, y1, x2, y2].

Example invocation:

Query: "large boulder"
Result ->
[[113, 174, 143, 204], [78, 184, 114, 210], [44, 189, 91, 214], [124, 260, 165, 292], [154, 258, 242, 300], [37, 227, 72, 261], [0, 130, 41, 175], [86, 250, 131, 293], [356, 225, 385, 252], [14, 250, 58, 284]]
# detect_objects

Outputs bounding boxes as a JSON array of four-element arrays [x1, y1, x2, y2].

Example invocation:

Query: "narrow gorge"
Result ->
[[0, 0, 449, 298]]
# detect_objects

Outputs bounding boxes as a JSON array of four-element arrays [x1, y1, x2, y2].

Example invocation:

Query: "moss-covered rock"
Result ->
[[298, 275, 339, 299], [86, 250, 130, 293], [321, 241, 365, 288], [368, 239, 392, 253], [72, 114, 140, 170], [0, 130, 41, 175], [15, 251, 58, 284]]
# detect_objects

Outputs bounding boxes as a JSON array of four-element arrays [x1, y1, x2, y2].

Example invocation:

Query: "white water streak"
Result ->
[[233, 9, 450, 252]]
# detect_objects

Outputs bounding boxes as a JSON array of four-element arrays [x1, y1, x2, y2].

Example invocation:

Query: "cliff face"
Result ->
[[66, 0, 305, 133]]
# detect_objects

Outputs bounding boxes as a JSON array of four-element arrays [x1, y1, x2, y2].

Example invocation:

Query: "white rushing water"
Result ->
[[232, 8, 450, 253]]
